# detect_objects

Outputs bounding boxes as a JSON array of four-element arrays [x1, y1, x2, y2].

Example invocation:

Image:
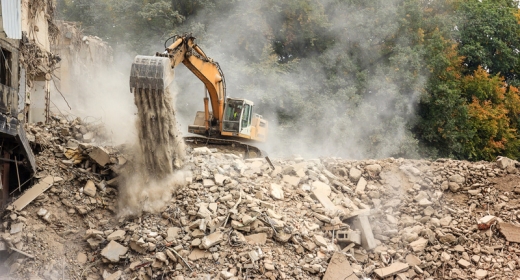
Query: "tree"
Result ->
[[457, 0, 520, 86]]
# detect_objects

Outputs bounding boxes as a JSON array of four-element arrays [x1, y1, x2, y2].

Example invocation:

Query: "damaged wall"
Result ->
[[0, 0, 59, 208], [20, 0, 60, 123], [51, 21, 113, 116]]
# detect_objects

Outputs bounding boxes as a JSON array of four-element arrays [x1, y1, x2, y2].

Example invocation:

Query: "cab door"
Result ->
[[240, 103, 252, 135]]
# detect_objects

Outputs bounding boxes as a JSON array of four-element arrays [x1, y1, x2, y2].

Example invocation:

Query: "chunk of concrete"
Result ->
[[83, 180, 97, 197], [101, 241, 128, 262], [355, 177, 367, 195], [496, 156, 515, 169], [270, 183, 284, 200], [311, 185, 337, 212], [349, 168, 362, 183], [245, 233, 267, 245], [323, 252, 358, 280], [89, 146, 110, 167], [11, 176, 56, 211], [311, 181, 331, 196], [105, 270, 122, 280], [475, 269, 488, 279], [365, 164, 382, 177], [166, 227, 180, 242], [373, 262, 409, 278], [77, 252, 87, 264], [283, 175, 300, 187], [313, 235, 328, 247], [409, 238, 428, 252], [352, 214, 376, 250], [107, 230, 126, 241], [200, 231, 223, 249], [10, 223, 23, 234]]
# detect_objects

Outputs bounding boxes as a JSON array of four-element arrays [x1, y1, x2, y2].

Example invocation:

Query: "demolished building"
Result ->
[[0, 0, 62, 207], [0, 1, 114, 208]]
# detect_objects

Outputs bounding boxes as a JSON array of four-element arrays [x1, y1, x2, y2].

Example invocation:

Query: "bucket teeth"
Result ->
[[130, 55, 172, 91]]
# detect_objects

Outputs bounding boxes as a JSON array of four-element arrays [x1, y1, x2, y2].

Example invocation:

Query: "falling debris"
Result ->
[[132, 62, 185, 179]]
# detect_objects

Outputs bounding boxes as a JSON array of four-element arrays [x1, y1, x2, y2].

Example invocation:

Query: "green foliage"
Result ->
[[457, 0, 520, 86]]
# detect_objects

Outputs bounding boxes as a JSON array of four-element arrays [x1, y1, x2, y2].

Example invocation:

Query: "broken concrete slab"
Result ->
[[200, 231, 223, 249], [311, 181, 331, 196], [105, 270, 122, 280], [498, 223, 520, 243], [270, 183, 284, 200], [409, 238, 428, 252], [323, 252, 358, 280], [373, 262, 409, 278], [245, 233, 267, 245], [83, 180, 97, 197], [166, 227, 180, 242], [282, 175, 300, 187], [11, 176, 57, 211], [351, 215, 376, 250], [10, 223, 23, 234], [311, 185, 337, 212], [101, 241, 128, 262], [107, 230, 126, 241], [89, 146, 110, 167], [188, 249, 212, 261], [355, 177, 367, 195]]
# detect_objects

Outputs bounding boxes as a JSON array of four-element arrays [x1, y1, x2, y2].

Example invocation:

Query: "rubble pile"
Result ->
[[1, 118, 520, 279]]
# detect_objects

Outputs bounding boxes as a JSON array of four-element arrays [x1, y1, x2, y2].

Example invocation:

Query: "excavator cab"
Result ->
[[222, 98, 267, 142]]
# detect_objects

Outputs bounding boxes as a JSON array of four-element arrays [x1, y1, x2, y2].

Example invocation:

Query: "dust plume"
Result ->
[[50, 39, 188, 215], [172, 0, 423, 160], [117, 62, 187, 216]]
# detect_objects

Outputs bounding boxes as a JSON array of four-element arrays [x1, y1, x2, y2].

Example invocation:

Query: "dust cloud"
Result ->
[[51, 49, 188, 216], [173, 0, 423, 160]]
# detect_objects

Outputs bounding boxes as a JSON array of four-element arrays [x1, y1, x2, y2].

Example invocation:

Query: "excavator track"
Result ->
[[184, 136, 264, 159]]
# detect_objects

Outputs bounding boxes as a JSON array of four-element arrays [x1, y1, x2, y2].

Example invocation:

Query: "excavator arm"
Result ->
[[130, 34, 226, 131]]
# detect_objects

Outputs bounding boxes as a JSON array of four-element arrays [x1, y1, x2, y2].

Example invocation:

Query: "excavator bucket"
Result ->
[[129, 55, 175, 91], [130, 55, 185, 178]]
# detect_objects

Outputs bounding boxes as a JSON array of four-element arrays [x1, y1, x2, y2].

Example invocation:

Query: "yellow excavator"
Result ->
[[129, 34, 268, 157]]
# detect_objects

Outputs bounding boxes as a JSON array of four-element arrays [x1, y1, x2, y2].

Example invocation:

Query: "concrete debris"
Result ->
[[323, 252, 358, 280], [101, 241, 128, 262], [2, 119, 520, 279], [373, 262, 409, 278], [11, 176, 58, 211], [477, 215, 497, 230], [89, 146, 111, 167], [83, 180, 97, 197], [498, 222, 520, 243]]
